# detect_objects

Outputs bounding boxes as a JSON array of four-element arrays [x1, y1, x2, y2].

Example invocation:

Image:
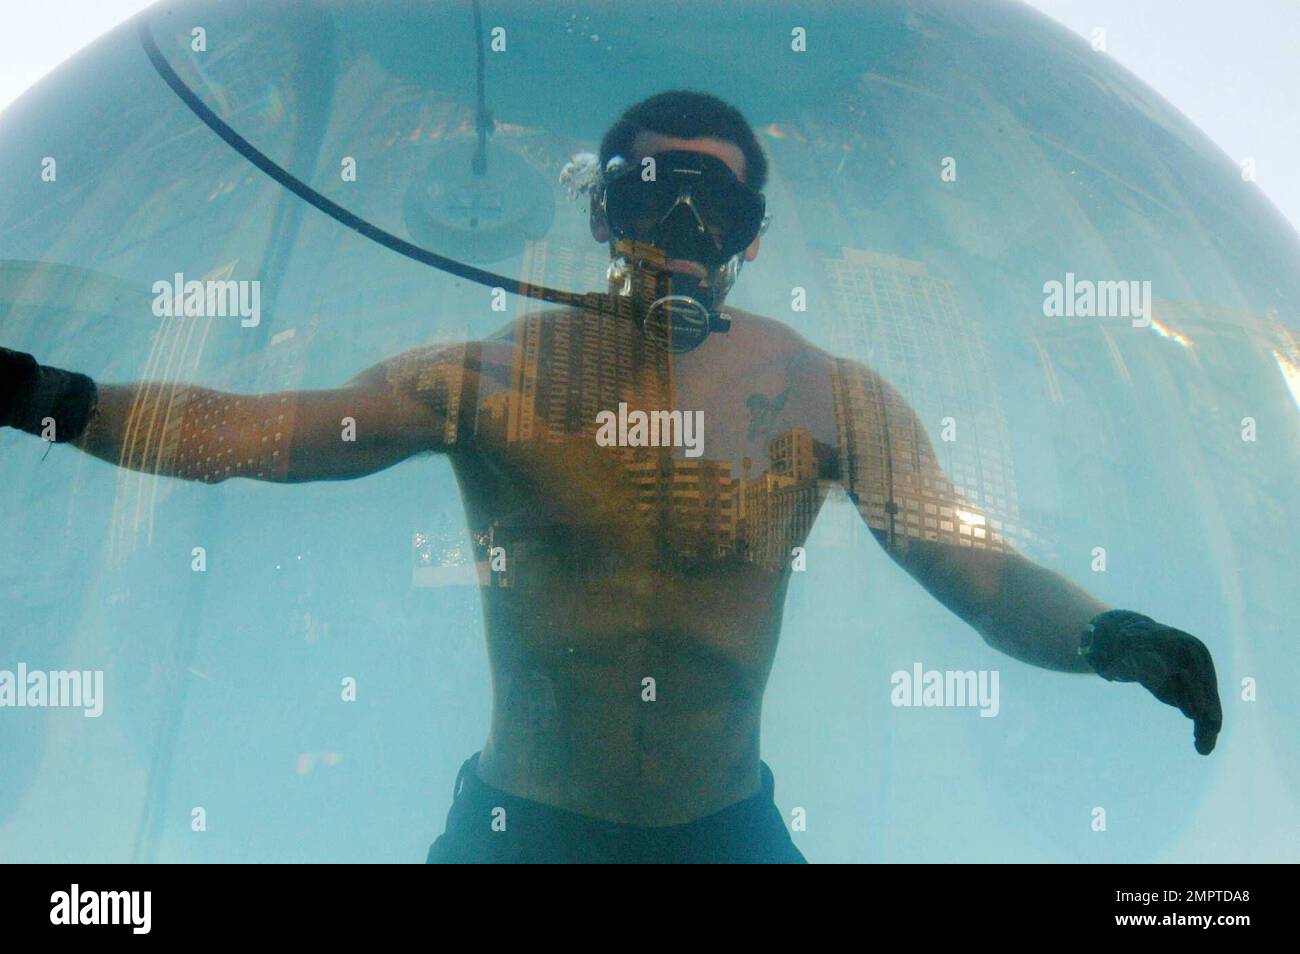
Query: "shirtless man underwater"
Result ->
[[0, 90, 1222, 864]]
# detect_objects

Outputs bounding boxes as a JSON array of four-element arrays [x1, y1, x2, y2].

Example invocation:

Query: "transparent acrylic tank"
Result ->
[[1, 0, 1297, 862]]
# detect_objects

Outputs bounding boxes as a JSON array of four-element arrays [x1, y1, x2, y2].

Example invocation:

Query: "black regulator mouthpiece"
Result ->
[[606, 239, 732, 354]]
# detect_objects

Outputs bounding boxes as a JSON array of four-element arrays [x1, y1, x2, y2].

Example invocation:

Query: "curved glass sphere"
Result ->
[[1, 0, 1297, 862]]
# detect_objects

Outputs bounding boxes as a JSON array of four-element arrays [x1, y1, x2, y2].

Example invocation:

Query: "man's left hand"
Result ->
[[1082, 610, 1223, 755]]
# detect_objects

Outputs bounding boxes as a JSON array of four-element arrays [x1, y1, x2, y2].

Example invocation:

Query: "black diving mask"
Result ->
[[602, 150, 766, 267]]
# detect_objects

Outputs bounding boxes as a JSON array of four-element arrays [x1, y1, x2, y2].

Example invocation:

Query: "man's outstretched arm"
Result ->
[[866, 529, 1108, 674], [830, 356, 1222, 754], [1, 343, 469, 483]]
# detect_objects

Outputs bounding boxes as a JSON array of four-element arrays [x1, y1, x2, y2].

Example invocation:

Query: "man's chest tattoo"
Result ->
[[746, 386, 793, 440]]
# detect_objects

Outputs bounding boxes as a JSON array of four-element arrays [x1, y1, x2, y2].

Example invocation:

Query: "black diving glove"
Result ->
[[1080, 609, 1222, 755], [0, 346, 98, 442], [1, 346, 41, 426]]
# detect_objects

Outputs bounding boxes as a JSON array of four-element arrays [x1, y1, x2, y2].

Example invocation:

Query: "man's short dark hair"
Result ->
[[599, 90, 768, 192]]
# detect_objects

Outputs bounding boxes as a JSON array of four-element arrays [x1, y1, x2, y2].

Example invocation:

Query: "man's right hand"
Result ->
[[0, 346, 41, 428]]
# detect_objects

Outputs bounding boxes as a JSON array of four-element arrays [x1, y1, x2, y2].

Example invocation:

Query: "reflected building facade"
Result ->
[[824, 247, 1022, 552]]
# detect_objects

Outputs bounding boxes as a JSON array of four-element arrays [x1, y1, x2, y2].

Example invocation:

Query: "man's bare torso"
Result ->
[[423, 305, 844, 825]]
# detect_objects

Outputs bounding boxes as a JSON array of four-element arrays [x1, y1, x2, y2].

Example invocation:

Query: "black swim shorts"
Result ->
[[426, 753, 807, 864]]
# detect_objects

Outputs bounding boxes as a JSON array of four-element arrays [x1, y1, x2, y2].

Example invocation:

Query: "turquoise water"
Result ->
[[1, 0, 1297, 862]]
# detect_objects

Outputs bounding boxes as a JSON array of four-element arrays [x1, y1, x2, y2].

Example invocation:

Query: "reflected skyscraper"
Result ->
[[825, 247, 1022, 552]]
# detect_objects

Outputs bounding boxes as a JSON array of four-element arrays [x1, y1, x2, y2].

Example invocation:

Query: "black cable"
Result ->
[[471, 0, 493, 175], [136, 17, 583, 307]]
